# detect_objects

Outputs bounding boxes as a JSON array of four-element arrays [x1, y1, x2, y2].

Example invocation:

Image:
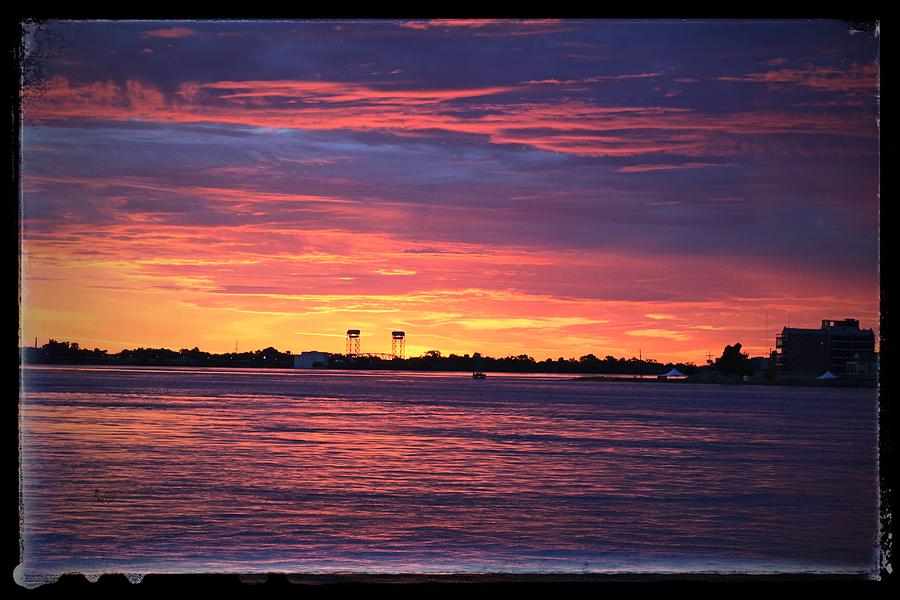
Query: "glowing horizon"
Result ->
[[19, 20, 880, 363]]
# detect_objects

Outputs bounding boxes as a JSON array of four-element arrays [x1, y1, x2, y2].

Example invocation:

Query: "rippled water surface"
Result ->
[[18, 366, 880, 579]]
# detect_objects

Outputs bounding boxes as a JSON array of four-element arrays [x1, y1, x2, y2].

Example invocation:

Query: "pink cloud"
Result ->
[[399, 19, 499, 30], [398, 19, 570, 38], [715, 64, 879, 93], [24, 77, 877, 159], [139, 27, 199, 39], [199, 79, 517, 104]]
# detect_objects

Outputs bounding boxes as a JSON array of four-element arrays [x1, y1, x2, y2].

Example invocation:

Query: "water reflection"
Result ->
[[20, 366, 879, 577]]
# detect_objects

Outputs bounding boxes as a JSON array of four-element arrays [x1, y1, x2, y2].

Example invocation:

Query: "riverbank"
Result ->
[[19, 343, 698, 377], [572, 374, 877, 388], [20, 359, 877, 388]]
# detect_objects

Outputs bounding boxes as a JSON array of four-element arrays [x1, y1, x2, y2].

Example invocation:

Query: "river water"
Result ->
[[17, 365, 880, 582]]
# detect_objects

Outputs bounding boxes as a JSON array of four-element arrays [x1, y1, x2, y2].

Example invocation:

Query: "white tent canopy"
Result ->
[[661, 368, 687, 377], [817, 370, 838, 380]]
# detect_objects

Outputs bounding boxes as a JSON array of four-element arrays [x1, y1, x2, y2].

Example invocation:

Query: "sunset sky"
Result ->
[[19, 20, 880, 363]]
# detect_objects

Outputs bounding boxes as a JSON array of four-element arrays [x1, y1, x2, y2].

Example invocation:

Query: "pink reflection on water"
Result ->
[[19, 366, 879, 576]]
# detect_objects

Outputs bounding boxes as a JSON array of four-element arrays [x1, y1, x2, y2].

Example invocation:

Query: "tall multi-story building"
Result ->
[[775, 318, 876, 377]]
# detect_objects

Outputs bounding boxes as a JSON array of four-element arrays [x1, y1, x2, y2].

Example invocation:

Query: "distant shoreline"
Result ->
[[19, 361, 876, 388], [20, 361, 657, 379], [18, 344, 698, 377], [572, 375, 877, 388]]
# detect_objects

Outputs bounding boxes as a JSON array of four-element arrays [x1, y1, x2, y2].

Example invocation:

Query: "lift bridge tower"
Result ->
[[391, 331, 406, 359], [346, 329, 361, 355]]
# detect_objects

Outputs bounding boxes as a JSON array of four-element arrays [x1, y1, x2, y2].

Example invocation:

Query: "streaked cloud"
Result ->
[[625, 329, 692, 342], [398, 19, 563, 34], [19, 20, 879, 362], [399, 19, 499, 30], [453, 317, 609, 331], [139, 26, 199, 39], [715, 64, 878, 93], [616, 162, 734, 174], [25, 77, 877, 159], [645, 313, 677, 320], [374, 269, 417, 276]]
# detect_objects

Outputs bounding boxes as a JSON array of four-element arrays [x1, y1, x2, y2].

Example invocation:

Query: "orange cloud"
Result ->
[[140, 27, 199, 39], [21, 200, 879, 363]]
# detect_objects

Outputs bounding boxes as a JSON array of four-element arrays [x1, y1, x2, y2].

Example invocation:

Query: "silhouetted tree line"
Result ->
[[22, 340, 111, 363], [21, 340, 701, 374], [22, 340, 294, 368], [332, 350, 700, 375]]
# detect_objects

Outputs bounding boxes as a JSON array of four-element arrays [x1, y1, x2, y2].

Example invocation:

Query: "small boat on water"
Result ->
[[472, 352, 486, 378]]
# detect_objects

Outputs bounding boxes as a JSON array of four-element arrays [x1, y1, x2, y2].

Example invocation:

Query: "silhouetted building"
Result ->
[[294, 351, 330, 369], [776, 319, 876, 377], [748, 355, 771, 374]]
